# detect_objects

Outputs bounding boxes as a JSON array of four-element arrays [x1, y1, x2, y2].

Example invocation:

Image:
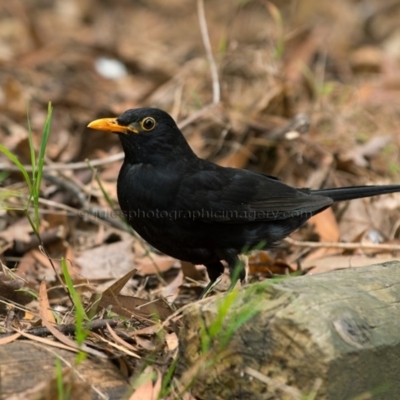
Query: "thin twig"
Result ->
[[0, 152, 124, 172], [285, 237, 400, 251], [197, 0, 220, 104], [177, 103, 217, 130], [0, 319, 119, 339]]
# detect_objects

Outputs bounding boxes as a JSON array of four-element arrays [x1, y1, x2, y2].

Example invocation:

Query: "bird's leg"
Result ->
[[226, 253, 245, 291], [200, 260, 225, 298]]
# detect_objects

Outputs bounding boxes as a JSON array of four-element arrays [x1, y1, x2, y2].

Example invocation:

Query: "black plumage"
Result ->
[[88, 108, 400, 293]]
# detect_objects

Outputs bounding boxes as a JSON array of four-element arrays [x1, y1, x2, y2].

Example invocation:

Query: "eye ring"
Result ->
[[141, 117, 156, 131]]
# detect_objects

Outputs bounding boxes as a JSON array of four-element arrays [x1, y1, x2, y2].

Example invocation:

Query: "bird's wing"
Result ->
[[176, 167, 333, 223]]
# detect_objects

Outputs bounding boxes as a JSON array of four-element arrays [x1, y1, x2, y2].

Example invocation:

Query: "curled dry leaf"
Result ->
[[180, 261, 204, 281], [129, 366, 161, 400], [90, 267, 172, 320], [98, 293, 172, 321], [161, 270, 183, 303], [101, 267, 138, 297]]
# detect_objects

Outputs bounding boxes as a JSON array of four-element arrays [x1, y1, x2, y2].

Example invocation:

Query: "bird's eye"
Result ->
[[141, 117, 156, 131]]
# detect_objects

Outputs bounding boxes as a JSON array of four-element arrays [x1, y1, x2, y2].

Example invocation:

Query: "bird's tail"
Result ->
[[311, 185, 400, 202]]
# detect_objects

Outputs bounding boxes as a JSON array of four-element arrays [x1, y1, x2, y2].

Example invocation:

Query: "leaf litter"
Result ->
[[1, 0, 400, 398]]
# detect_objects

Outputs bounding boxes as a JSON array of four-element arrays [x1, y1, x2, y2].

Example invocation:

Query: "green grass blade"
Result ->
[[61, 258, 88, 324], [35, 102, 53, 190], [26, 104, 36, 180], [60, 257, 88, 364], [0, 144, 32, 192], [30, 102, 53, 231]]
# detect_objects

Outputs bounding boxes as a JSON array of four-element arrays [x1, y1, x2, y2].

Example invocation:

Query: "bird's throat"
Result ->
[[119, 133, 197, 167]]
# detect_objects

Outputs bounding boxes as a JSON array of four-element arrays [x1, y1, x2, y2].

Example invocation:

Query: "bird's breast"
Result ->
[[117, 162, 180, 218]]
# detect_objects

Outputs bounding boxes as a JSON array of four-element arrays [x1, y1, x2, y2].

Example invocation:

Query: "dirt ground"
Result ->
[[1, 0, 400, 399]]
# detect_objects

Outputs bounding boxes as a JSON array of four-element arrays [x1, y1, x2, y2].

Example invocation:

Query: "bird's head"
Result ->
[[87, 108, 178, 136], [87, 108, 195, 164]]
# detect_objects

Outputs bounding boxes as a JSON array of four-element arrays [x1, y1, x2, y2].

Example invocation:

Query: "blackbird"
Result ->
[[88, 108, 400, 294]]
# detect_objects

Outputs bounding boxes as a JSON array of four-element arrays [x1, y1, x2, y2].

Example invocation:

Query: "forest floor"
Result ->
[[1, 1, 400, 399]]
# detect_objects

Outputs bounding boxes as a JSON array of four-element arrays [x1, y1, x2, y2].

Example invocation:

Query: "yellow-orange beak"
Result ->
[[87, 118, 137, 134]]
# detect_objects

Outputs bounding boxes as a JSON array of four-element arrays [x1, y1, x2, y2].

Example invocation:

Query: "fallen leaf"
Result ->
[[0, 218, 32, 243], [248, 251, 293, 276], [180, 261, 204, 281], [129, 367, 161, 400], [305, 208, 340, 260], [98, 294, 172, 321], [165, 332, 179, 352], [161, 270, 183, 302], [76, 238, 135, 280], [102, 267, 138, 297]]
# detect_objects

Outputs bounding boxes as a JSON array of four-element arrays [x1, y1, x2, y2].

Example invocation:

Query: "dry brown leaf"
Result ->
[[2, 2, 400, 396], [17, 249, 63, 282], [14, 250, 37, 276], [248, 251, 294, 276], [134, 336, 156, 351], [180, 261, 204, 281], [165, 332, 179, 352], [130, 324, 161, 337], [44, 212, 69, 232], [38, 282, 105, 358], [76, 238, 135, 280], [133, 240, 177, 275], [91, 266, 172, 319], [38, 281, 55, 324], [102, 267, 138, 297], [338, 199, 382, 242], [0, 115, 28, 150], [305, 209, 340, 260], [129, 367, 161, 400], [309, 208, 340, 242], [134, 253, 176, 276], [98, 293, 172, 321], [349, 45, 383, 72], [39, 281, 78, 349], [0, 218, 32, 243], [161, 270, 183, 302], [31, 249, 61, 272]]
